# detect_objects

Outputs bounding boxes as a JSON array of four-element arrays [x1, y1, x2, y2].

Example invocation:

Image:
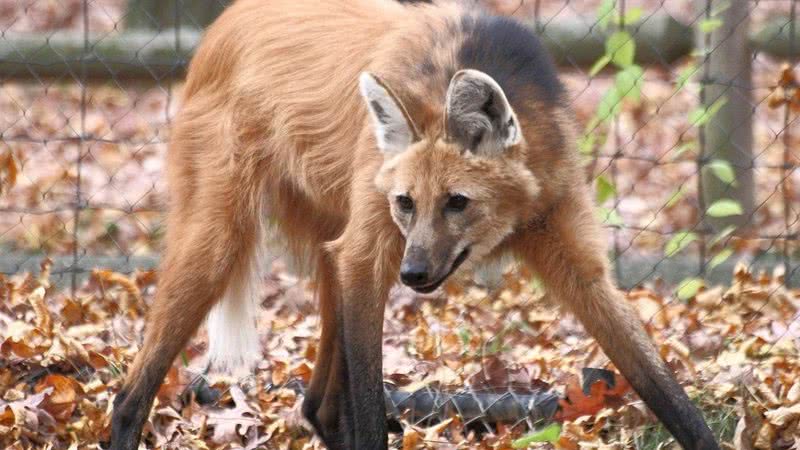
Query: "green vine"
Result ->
[[581, 0, 743, 301]]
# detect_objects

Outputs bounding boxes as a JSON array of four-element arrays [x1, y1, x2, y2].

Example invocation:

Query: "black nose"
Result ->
[[400, 260, 430, 286]]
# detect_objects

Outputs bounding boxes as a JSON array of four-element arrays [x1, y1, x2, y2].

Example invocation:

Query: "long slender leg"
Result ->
[[303, 253, 347, 449], [513, 190, 719, 450], [328, 218, 403, 450], [109, 156, 262, 450], [339, 278, 390, 449], [110, 222, 258, 449], [303, 250, 384, 450]]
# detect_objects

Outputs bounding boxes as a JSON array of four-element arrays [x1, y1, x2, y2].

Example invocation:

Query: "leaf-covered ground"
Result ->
[[1, 259, 798, 449]]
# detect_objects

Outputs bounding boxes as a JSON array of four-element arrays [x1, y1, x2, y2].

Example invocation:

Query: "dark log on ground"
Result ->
[[184, 376, 559, 430], [382, 384, 560, 429]]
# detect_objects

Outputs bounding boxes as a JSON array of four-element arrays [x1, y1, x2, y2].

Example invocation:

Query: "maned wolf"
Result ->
[[109, 0, 720, 449]]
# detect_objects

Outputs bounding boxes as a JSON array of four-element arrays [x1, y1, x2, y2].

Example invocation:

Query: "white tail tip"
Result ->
[[205, 264, 262, 376]]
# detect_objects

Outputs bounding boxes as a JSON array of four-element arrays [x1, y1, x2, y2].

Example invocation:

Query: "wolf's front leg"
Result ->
[[512, 190, 719, 450], [339, 282, 389, 449], [326, 212, 403, 449]]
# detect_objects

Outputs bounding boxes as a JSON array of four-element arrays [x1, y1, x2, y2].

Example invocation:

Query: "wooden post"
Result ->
[[697, 0, 755, 232]]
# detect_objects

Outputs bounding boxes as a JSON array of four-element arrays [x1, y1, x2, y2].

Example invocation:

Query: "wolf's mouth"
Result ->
[[410, 247, 471, 294]]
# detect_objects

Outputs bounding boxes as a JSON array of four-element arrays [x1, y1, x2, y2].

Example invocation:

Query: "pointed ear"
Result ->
[[444, 69, 522, 155], [359, 72, 420, 154]]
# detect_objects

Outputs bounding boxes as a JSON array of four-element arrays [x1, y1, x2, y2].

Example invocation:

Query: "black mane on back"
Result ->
[[457, 15, 565, 112]]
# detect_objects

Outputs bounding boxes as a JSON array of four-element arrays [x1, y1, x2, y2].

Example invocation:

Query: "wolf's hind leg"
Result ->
[[109, 142, 264, 450], [302, 252, 348, 449]]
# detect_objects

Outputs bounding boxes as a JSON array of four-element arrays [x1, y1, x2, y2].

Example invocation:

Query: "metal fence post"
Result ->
[[782, 0, 798, 288], [71, 0, 90, 296]]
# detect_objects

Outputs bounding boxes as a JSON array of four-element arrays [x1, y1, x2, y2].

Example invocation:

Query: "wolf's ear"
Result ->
[[444, 69, 522, 155], [359, 72, 420, 154]]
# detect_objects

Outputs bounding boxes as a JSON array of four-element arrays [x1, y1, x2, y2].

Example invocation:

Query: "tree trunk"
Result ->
[[697, 0, 755, 232]]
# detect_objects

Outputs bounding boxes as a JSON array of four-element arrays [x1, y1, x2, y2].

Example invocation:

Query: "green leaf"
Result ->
[[596, 174, 616, 203], [584, 116, 602, 134], [615, 65, 643, 102], [676, 277, 704, 301], [622, 7, 643, 24], [706, 199, 743, 217], [597, 86, 623, 122], [606, 31, 636, 68], [458, 327, 471, 346], [689, 98, 727, 126], [597, 206, 624, 226], [705, 159, 737, 185], [665, 185, 687, 208], [699, 18, 724, 33], [671, 142, 696, 159], [709, 225, 736, 247], [675, 64, 697, 90], [580, 117, 606, 154], [512, 423, 562, 448], [664, 231, 698, 257], [708, 248, 734, 270], [105, 222, 120, 236], [611, 7, 644, 25], [578, 133, 596, 155], [596, 0, 616, 29], [589, 54, 613, 76]]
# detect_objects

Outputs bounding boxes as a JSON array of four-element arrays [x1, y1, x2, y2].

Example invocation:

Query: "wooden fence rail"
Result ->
[[1, 15, 797, 80]]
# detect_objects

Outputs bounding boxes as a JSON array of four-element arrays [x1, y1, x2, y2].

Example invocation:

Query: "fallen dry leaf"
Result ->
[[556, 371, 631, 421], [34, 374, 84, 422], [206, 385, 260, 444]]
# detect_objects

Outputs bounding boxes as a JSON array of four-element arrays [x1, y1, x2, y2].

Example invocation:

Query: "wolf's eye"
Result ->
[[445, 194, 469, 212], [396, 195, 414, 213]]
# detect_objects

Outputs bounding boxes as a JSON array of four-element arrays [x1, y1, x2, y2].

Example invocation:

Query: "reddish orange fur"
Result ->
[[109, 1, 719, 449]]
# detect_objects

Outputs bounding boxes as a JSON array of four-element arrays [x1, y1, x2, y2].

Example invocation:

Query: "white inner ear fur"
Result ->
[[359, 72, 416, 154], [445, 69, 522, 151]]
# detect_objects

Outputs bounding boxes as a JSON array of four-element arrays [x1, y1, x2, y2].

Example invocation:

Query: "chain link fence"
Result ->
[[1, 0, 799, 448]]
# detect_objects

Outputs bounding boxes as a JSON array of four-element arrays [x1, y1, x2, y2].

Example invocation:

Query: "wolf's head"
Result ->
[[360, 70, 540, 293]]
